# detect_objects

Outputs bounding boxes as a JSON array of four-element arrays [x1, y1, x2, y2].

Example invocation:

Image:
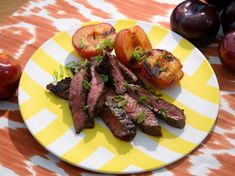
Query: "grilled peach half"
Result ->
[[139, 49, 184, 89], [72, 23, 116, 59], [114, 25, 152, 66]]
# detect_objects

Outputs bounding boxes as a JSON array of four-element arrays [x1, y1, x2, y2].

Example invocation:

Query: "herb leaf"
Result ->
[[159, 66, 168, 72], [117, 99, 128, 108], [101, 74, 109, 82], [158, 109, 168, 119], [83, 80, 90, 90], [113, 95, 125, 102], [52, 65, 65, 84], [78, 39, 84, 49], [96, 39, 113, 50], [124, 81, 129, 87], [138, 96, 149, 104], [136, 111, 145, 124], [95, 55, 103, 62], [83, 105, 89, 111], [66, 59, 89, 74], [162, 54, 173, 61]]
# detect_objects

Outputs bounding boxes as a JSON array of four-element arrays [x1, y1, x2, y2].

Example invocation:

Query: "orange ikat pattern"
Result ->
[[0, 0, 234, 175]]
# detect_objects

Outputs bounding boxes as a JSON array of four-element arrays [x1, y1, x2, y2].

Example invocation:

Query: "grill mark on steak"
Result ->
[[87, 64, 105, 118], [69, 68, 94, 133], [100, 94, 137, 141], [97, 51, 127, 94], [46, 77, 71, 100], [122, 93, 161, 136], [127, 84, 185, 128]]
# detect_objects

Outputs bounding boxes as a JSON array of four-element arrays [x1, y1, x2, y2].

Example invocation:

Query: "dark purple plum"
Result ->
[[218, 30, 235, 74], [220, 1, 235, 34], [170, 0, 220, 46], [205, 0, 232, 10]]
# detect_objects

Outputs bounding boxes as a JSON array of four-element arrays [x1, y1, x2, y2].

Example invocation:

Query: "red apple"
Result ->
[[0, 53, 22, 99], [218, 30, 235, 74]]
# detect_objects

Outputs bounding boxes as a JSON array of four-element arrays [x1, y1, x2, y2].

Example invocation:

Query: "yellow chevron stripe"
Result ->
[[52, 32, 79, 58], [114, 19, 137, 32], [62, 123, 165, 170], [31, 48, 73, 77], [81, 20, 101, 26], [147, 25, 169, 48]]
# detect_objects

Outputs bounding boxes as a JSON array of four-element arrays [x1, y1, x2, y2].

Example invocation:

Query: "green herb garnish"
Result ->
[[162, 54, 172, 61], [158, 109, 168, 119], [138, 96, 149, 104], [95, 55, 103, 62], [78, 39, 84, 49], [66, 59, 89, 74], [83, 105, 89, 111], [96, 39, 113, 50], [117, 99, 128, 108], [113, 95, 125, 102], [159, 66, 168, 72], [132, 46, 143, 61], [124, 81, 129, 87], [112, 95, 127, 108], [101, 74, 109, 82], [136, 111, 145, 124], [52, 65, 65, 84], [83, 80, 90, 90]]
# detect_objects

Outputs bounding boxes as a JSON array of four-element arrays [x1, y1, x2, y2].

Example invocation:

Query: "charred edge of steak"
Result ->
[[97, 51, 127, 94], [100, 95, 137, 141], [127, 84, 186, 128], [69, 68, 94, 134], [123, 93, 161, 136], [115, 58, 137, 84], [46, 77, 71, 100], [87, 64, 105, 118]]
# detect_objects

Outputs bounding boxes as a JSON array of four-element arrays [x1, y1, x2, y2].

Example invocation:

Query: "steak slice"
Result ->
[[87, 64, 105, 118], [46, 77, 71, 100], [127, 84, 185, 128], [100, 94, 137, 141], [116, 59, 137, 84], [123, 93, 161, 136], [69, 68, 94, 133], [97, 51, 127, 94]]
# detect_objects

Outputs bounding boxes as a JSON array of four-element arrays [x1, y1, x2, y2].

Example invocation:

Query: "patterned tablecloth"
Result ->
[[0, 0, 234, 175]]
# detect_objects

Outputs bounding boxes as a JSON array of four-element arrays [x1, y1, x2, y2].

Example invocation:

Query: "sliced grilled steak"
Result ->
[[46, 77, 71, 100], [97, 51, 127, 94], [87, 64, 105, 118], [127, 84, 185, 128], [101, 95, 137, 141], [69, 68, 94, 133], [122, 93, 161, 136], [116, 59, 137, 84]]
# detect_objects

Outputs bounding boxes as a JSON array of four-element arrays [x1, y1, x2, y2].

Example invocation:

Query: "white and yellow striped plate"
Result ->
[[18, 19, 220, 174]]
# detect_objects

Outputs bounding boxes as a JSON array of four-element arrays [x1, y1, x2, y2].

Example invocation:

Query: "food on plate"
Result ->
[[218, 30, 235, 74], [0, 53, 22, 99], [87, 63, 105, 118], [139, 49, 184, 89], [47, 51, 186, 141], [101, 91, 137, 141], [114, 26, 183, 88], [46, 23, 187, 141], [114, 25, 152, 66], [170, 0, 220, 46], [220, 1, 235, 33], [46, 77, 71, 100], [127, 84, 186, 128], [122, 93, 162, 136], [97, 51, 127, 94], [69, 67, 94, 133], [72, 23, 116, 58]]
